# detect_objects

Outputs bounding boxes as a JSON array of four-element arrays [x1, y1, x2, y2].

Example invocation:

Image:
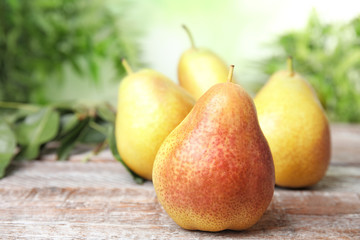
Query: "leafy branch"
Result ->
[[0, 0, 145, 183], [0, 102, 144, 183]]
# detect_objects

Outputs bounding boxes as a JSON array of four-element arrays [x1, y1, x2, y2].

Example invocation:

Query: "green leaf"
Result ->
[[78, 124, 107, 144], [0, 120, 16, 178], [107, 125, 145, 184], [15, 107, 60, 145], [16, 145, 40, 161], [57, 118, 90, 160], [4, 109, 37, 123], [15, 107, 60, 159], [58, 113, 79, 137], [96, 104, 116, 123], [78, 120, 114, 144]]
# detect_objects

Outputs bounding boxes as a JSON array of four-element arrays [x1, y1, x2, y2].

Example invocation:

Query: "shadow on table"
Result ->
[[3, 162, 22, 178], [274, 168, 352, 192], [183, 204, 290, 237]]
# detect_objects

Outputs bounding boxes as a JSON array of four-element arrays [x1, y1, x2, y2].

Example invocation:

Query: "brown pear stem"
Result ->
[[182, 24, 196, 49], [227, 65, 235, 83], [122, 58, 134, 75], [287, 56, 294, 76]]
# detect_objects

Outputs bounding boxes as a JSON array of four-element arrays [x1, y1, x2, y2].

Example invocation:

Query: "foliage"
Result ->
[[0, 101, 144, 182], [0, 0, 141, 104], [0, 0, 145, 182], [0, 119, 16, 177], [258, 11, 360, 122]]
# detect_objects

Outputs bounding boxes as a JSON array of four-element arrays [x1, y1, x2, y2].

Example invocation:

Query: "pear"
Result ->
[[153, 66, 274, 232], [115, 60, 195, 180], [178, 25, 231, 100], [254, 57, 331, 188]]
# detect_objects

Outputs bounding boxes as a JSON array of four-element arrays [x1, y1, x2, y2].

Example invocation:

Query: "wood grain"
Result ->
[[0, 124, 359, 239]]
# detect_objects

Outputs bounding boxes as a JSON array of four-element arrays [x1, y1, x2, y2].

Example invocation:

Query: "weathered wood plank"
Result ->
[[1, 160, 359, 192], [0, 124, 359, 239], [0, 186, 359, 239]]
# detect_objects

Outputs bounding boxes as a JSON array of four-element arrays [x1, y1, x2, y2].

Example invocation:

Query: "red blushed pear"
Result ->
[[153, 65, 275, 232]]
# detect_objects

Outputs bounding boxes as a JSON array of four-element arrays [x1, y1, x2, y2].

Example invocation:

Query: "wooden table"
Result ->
[[0, 124, 359, 239]]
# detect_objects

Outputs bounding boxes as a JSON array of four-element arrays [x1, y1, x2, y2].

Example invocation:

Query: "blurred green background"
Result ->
[[1, 0, 360, 122]]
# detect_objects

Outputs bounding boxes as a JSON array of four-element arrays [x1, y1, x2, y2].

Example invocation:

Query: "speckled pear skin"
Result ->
[[254, 70, 331, 188], [116, 69, 195, 180], [152, 82, 275, 232]]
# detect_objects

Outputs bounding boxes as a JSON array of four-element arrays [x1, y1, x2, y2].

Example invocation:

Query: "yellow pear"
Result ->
[[178, 25, 230, 100], [115, 60, 195, 180], [153, 66, 274, 231], [254, 57, 331, 188]]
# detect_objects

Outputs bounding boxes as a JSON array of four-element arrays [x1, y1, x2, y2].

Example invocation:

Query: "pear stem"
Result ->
[[287, 56, 294, 76], [122, 58, 134, 75], [182, 25, 196, 49], [227, 65, 235, 83]]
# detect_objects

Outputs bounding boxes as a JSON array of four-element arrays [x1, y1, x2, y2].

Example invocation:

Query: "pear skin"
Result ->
[[254, 58, 331, 188], [178, 25, 230, 100], [116, 62, 195, 180], [153, 71, 274, 231]]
